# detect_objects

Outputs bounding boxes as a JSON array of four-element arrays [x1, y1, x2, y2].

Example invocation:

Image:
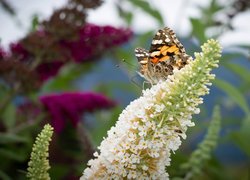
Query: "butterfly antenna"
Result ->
[[122, 59, 137, 70], [116, 59, 136, 68]]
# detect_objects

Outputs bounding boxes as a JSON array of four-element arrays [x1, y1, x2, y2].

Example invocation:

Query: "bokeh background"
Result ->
[[0, 0, 250, 179]]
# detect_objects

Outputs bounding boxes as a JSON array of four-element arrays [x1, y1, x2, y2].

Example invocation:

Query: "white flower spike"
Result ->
[[81, 39, 221, 179]]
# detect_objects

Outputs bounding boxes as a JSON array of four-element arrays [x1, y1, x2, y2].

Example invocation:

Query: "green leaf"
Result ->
[[221, 52, 244, 61], [31, 14, 39, 32], [50, 164, 69, 179], [0, 170, 11, 180], [41, 63, 93, 92], [1, 103, 16, 129], [136, 30, 154, 47], [241, 116, 250, 132], [95, 81, 140, 96], [0, 0, 15, 16], [89, 107, 121, 146], [223, 62, 250, 84], [230, 116, 250, 157], [209, 0, 223, 13], [0, 148, 25, 161], [199, 0, 223, 20], [116, 4, 133, 25], [230, 131, 250, 157], [0, 133, 29, 144], [213, 78, 250, 116], [128, 0, 164, 25], [190, 18, 207, 44]]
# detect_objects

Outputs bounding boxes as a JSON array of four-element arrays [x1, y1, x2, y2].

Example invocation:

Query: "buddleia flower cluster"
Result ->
[[81, 39, 222, 179]]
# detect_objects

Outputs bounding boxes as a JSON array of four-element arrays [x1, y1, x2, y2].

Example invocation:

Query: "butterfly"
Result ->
[[135, 27, 192, 84]]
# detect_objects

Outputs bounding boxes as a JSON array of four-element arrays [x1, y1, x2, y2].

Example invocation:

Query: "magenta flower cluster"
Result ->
[[39, 92, 116, 133], [0, 46, 6, 59], [62, 23, 133, 62], [8, 23, 132, 81], [10, 42, 30, 62]]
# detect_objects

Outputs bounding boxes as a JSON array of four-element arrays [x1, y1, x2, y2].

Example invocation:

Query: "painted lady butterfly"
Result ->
[[135, 27, 192, 84]]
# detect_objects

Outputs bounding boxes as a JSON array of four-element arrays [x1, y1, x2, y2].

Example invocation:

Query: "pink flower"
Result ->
[[39, 92, 116, 133], [8, 24, 133, 81], [10, 42, 30, 62], [36, 61, 64, 81], [0, 46, 6, 59], [62, 23, 133, 62]]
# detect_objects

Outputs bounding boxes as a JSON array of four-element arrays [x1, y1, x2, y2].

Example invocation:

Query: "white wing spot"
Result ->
[[165, 38, 170, 43], [150, 51, 160, 57], [136, 54, 146, 57], [152, 40, 163, 45]]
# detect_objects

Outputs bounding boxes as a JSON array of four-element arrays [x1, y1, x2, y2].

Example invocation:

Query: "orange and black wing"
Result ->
[[149, 27, 186, 64]]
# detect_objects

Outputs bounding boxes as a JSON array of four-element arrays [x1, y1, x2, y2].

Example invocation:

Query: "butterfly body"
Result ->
[[135, 27, 192, 84]]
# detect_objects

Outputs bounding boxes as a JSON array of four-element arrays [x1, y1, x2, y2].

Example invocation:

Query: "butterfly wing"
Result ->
[[135, 47, 149, 65], [134, 27, 192, 84], [134, 47, 151, 79], [149, 27, 191, 73], [149, 27, 186, 55]]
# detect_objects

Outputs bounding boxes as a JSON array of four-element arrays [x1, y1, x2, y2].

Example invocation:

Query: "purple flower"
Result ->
[[10, 42, 30, 62], [9, 42, 64, 81], [7, 24, 132, 82], [0, 46, 6, 59], [36, 61, 64, 81], [62, 23, 133, 62], [39, 92, 116, 133]]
